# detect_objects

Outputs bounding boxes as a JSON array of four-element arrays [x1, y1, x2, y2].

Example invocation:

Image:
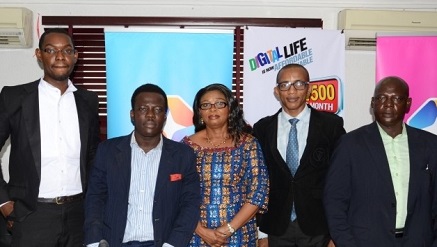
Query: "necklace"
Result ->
[[206, 135, 228, 148]]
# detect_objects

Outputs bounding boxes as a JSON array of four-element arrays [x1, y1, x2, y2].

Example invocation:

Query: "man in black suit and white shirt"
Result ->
[[0, 28, 100, 246], [253, 63, 345, 247]]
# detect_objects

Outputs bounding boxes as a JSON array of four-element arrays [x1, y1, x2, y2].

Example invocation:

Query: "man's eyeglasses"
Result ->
[[43, 48, 76, 56], [277, 80, 309, 91], [199, 101, 228, 110], [373, 95, 407, 104]]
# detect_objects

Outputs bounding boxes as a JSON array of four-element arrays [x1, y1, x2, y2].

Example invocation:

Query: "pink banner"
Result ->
[[376, 35, 437, 134]]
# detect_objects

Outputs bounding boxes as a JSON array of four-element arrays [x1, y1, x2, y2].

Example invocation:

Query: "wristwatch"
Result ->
[[227, 223, 235, 234]]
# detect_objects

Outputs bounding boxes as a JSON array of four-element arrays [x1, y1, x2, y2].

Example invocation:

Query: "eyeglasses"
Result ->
[[43, 48, 76, 56], [199, 101, 228, 110], [277, 80, 309, 91], [373, 95, 407, 104]]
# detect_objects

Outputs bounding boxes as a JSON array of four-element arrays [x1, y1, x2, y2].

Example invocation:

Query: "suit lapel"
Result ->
[[268, 112, 292, 175], [296, 108, 331, 177], [154, 137, 175, 198], [298, 109, 320, 175], [74, 91, 90, 166], [155, 136, 169, 198], [116, 136, 133, 195], [22, 81, 42, 179], [363, 122, 396, 196], [405, 126, 423, 219]]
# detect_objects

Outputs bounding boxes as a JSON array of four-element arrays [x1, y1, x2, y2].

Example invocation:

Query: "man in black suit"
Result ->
[[0, 28, 100, 246], [324, 76, 437, 247], [0, 161, 10, 247], [253, 63, 345, 247]]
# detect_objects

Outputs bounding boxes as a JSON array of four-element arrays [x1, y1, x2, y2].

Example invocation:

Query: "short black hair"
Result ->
[[39, 28, 75, 49], [131, 84, 168, 111]]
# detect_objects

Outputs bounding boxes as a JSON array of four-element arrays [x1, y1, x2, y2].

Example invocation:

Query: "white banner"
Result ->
[[243, 27, 345, 125]]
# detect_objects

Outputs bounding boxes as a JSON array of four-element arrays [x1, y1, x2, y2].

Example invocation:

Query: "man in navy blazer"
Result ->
[[84, 84, 200, 247], [324, 76, 437, 247]]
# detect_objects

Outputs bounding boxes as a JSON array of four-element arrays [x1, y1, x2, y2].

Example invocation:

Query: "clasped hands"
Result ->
[[200, 224, 232, 247]]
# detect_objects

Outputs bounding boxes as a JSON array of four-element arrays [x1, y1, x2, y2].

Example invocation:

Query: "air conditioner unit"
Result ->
[[338, 9, 437, 50], [0, 7, 33, 48]]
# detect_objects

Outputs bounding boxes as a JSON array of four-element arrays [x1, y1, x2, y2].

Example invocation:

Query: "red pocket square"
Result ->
[[170, 174, 182, 181]]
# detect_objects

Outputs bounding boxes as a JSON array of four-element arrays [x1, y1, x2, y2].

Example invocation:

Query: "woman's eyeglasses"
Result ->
[[199, 101, 228, 110]]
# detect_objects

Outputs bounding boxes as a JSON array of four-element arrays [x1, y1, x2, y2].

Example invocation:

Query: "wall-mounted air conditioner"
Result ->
[[338, 9, 437, 50], [0, 7, 33, 48]]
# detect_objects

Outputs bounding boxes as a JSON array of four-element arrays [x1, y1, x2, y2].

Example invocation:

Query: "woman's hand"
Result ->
[[201, 228, 228, 247], [196, 223, 228, 247]]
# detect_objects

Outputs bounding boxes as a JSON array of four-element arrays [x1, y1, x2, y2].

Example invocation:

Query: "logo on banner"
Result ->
[[307, 77, 341, 114], [165, 96, 194, 141], [407, 98, 437, 134], [247, 37, 314, 74], [246, 37, 342, 115]]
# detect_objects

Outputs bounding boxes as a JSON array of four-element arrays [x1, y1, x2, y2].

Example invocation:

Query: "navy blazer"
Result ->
[[84, 134, 200, 247], [324, 122, 437, 247], [253, 106, 345, 236], [0, 79, 100, 221]]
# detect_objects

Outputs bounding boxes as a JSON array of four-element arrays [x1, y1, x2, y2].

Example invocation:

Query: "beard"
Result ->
[[52, 73, 71, 82]]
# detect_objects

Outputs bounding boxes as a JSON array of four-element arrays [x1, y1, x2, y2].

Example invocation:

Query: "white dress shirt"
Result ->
[[38, 78, 82, 198], [123, 133, 163, 242]]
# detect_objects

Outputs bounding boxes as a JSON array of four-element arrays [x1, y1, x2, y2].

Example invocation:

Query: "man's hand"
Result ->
[[327, 239, 335, 247], [0, 201, 15, 230], [258, 237, 268, 247]]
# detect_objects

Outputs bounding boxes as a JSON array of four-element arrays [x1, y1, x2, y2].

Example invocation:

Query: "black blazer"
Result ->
[[0, 79, 100, 221], [324, 122, 437, 247], [253, 106, 345, 236], [84, 135, 200, 247]]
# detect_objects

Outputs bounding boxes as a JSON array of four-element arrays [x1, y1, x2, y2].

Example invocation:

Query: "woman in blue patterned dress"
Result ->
[[182, 84, 269, 247]]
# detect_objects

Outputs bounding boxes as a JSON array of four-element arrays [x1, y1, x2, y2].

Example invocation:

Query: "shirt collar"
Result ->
[[377, 122, 407, 140], [130, 132, 163, 152], [39, 78, 77, 94], [280, 104, 311, 124]]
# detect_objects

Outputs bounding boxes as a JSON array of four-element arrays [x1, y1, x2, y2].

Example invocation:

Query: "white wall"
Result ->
[[1, 0, 437, 180]]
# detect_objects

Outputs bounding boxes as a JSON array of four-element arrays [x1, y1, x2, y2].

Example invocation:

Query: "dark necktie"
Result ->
[[286, 118, 299, 221], [286, 118, 299, 176]]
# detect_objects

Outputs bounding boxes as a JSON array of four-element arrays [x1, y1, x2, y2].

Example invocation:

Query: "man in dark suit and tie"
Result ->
[[253, 63, 345, 247], [84, 84, 200, 247], [324, 76, 437, 247], [0, 28, 100, 246]]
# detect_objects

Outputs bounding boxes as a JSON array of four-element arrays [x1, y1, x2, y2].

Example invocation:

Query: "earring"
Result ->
[[200, 118, 204, 125]]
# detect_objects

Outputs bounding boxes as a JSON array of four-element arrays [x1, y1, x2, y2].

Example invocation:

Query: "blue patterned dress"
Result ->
[[182, 133, 269, 247]]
